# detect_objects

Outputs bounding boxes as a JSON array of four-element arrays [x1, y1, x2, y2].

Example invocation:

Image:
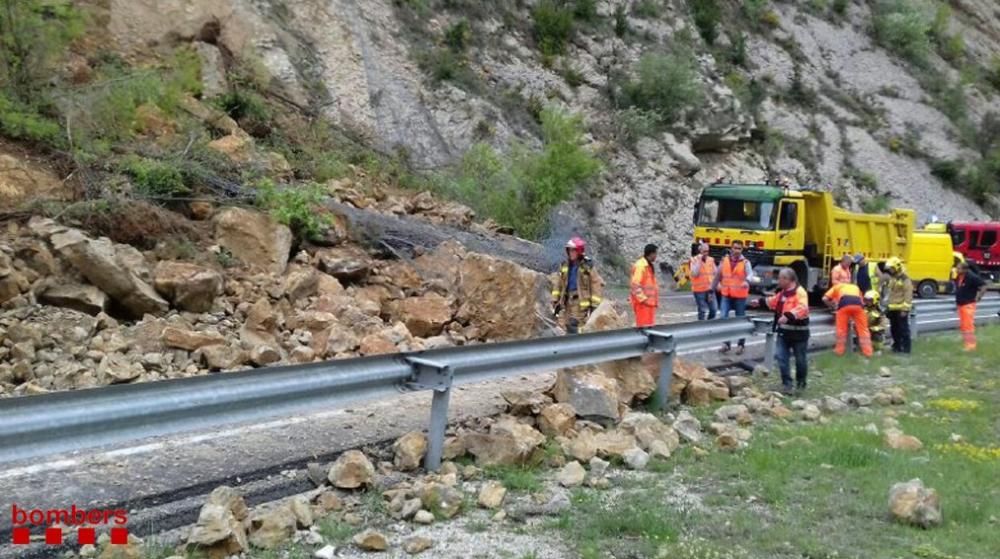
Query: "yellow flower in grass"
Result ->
[[928, 398, 980, 412], [933, 441, 1000, 462]]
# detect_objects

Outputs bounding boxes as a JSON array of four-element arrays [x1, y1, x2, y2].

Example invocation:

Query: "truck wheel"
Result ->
[[917, 280, 938, 299]]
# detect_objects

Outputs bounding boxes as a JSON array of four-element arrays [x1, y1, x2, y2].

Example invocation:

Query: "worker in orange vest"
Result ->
[[630, 244, 659, 327], [954, 261, 987, 351], [715, 240, 755, 354], [751, 267, 810, 394], [689, 242, 717, 321], [822, 282, 873, 357], [831, 254, 853, 287]]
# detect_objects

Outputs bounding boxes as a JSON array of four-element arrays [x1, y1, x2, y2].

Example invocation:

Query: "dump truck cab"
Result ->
[[693, 183, 916, 296]]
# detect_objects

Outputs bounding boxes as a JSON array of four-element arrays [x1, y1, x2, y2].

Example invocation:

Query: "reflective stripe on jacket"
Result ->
[[720, 256, 750, 299], [630, 257, 658, 307], [824, 283, 864, 309], [886, 273, 913, 311], [689, 255, 717, 293], [551, 260, 603, 311], [766, 285, 810, 331]]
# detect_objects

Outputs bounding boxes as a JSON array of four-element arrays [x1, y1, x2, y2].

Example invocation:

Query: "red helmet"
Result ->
[[565, 237, 586, 253]]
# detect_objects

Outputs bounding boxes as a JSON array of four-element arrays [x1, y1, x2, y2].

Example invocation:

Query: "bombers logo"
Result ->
[[10, 504, 129, 546]]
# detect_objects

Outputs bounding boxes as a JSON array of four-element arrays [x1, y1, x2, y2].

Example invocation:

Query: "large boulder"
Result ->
[[455, 252, 546, 341], [599, 357, 656, 405], [328, 450, 375, 489], [38, 283, 108, 315], [551, 366, 621, 421], [619, 412, 680, 456], [580, 300, 626, 333], [153, 261, 223, 312], [52, 231, 168, 318], [393, 432, 428, 471], [248, 505, 297, 550], [463, 416, 545, 466], [186, 486, 249, 558], [537, 403, 577, 437], [392, 294, 452, 337], [214, 207, 293, 275], [888, 479, 942, 528], [315, 246, 372, 283]]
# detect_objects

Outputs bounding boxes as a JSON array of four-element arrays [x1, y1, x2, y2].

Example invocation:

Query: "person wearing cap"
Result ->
[[831, 254, 853, 287], [689, 242, 717, 321], [551, 237, 603, 334], [954, 260, 987, 351], [630, 244, 659, 327]]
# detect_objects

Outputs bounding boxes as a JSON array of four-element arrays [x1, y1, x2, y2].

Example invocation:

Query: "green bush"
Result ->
[[533, 0, 575, 56], [614, 5, 629, 36], [986, 56, 1000, 92], [615, 107, 661, 146], [573, 0, 598, 23], [417, 47, 478, 89], [444, 20, 471, 52], [873, 0, 934, 66], [620, 50, 703, 125], [0, 92, 62, 145], [930, 159, 963, 188], [0, 0, 84, 101], [634, 0, 661, 19], [121, 156, 189, 197], [689, 0, 721, 45], [254, 179, 332, 240], [832, 0, 849, 15], [439, 107, 601, 239], [860, 194, 890, 213]]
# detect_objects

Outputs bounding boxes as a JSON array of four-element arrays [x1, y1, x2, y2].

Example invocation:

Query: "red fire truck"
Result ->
[[944, 222, 1000, 282]]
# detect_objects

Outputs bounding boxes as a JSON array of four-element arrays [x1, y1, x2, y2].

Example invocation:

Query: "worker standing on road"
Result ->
[[822, 282, 873, 357], [863, 291, 887, 353], [854, 253, 884, 296], [551, 237, 603, 334], [954, 261, 987, 351], [885, 257, 913, 354], [752, 268, 810, 395], [690, 242, 717, 321], [630, 244, 659, 327], [716, 240, 755, 354], [832, 254, 853, 287]]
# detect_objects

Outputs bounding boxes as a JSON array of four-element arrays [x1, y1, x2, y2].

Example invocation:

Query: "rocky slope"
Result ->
[[102, 0, 1000, 266]]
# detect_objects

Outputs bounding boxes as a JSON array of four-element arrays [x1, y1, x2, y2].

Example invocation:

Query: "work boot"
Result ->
[[780, 384, 794, 396], [734, 345, 745, 356], [720, 343, 731, 354]]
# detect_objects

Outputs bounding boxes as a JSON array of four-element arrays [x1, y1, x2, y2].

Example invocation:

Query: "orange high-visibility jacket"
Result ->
[[630, 257, 658, 308], [824, 283, 864, 308], [689, 255, 717, 293], [720, 256, 750, 299], [831, 264, 852, 286], [766, 285, 810, 331]]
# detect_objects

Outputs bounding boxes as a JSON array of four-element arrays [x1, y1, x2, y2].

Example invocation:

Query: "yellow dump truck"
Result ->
[[690, 182, 920, 297], [908, 230, 956, 298]]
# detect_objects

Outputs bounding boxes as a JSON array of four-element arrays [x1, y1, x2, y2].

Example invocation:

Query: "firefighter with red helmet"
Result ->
[[551, 237, 604, 334]]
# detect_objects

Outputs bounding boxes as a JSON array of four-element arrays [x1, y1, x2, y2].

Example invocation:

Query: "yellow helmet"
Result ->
[[864, 290, 880, 306], [885, 256, 902, 272]]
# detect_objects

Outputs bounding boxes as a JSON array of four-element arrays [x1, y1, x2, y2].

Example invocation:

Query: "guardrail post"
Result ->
[[751, 319, 775, 377], [406, 357, 454, 472], [910, 306, 919, 340], [644, 330, 676, 412]]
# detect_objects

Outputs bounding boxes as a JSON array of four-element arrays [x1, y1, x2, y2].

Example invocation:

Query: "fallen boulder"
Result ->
[[153, 261, 223, 312], [214, 207, 292, 275]]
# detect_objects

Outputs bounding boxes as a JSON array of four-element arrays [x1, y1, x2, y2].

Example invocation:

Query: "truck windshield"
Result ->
[[697, 197, 776, 230]]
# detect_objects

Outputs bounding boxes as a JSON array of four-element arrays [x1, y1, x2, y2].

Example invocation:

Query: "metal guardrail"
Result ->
[[0, 300, 998, 470]]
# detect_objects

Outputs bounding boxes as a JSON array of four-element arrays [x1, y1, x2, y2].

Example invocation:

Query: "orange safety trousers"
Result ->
[[835, 305, 872, 357], [958, 303, 976, 350], [633, 303, 656, 328]]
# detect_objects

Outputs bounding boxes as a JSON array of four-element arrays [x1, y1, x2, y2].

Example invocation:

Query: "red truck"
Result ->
[[945, 222, 1000, 282]]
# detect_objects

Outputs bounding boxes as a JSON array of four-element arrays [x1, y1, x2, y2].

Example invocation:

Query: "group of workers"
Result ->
[[552, 236, 990, 396]]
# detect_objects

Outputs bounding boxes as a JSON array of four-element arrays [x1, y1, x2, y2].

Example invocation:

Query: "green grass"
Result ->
[[316, 516, 355, 543], [550, 327, 1000, 558], [484, 464, 543, 493]]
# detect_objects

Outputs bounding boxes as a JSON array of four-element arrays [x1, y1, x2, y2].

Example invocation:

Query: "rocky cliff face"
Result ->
[[100, 0, 1000, 264]]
